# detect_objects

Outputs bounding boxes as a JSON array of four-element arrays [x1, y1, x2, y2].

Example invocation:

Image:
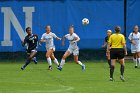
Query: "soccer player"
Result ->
[[57, 25, 85, 71], [40, 25, 61, 70], [21, 27, 39, 70], [107, 26, 127, 81], [102, 30, 112, 68], [128, 25, 140, 68]]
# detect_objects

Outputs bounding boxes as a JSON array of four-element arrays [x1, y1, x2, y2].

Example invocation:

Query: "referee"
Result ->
[[107, 26, 127, 81]]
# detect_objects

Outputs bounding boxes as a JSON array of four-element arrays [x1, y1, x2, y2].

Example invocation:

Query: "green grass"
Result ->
[[0, 61, 139, 93]]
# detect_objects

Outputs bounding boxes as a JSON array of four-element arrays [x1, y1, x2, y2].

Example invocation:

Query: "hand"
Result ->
[[40, 40, 47, 42], [102, 45, 105, 48], [131, 40, 136, 45], [21, 40, 24, 46], [57, 37, 61, 40]]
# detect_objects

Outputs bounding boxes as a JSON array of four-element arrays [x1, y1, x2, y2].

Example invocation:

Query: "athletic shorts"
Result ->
[[47, 47, 55, 51], [131, 46, 140, 53], [26, 48, 37, 54], [67, 48, 79, 56], [110, 48, 124, 59]]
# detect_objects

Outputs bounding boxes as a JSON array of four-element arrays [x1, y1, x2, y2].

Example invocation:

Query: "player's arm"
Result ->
[[52, 33, 61, 40], [21, 38, 26, 47], [107, 36, 111, 53], [71, 36, 80, 44], [40, 34, 46, 42], [62, 36, 66, 46], [102, 37, 107, 48], [122, 36, 127, 55], [128, 33, 136, 45], [102, 42, 107, 48]]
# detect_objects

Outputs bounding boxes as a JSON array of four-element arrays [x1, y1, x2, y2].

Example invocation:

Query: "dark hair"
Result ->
[[115, 26, 121, 33], [26, 27, 31, 32]]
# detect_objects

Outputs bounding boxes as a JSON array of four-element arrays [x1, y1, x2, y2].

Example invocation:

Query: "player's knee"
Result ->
[[46, 54, 50, 58]]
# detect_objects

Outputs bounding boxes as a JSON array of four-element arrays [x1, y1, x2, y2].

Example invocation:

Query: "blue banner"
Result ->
[[126, 0, 140, 48], [0, 0, 124, 52]]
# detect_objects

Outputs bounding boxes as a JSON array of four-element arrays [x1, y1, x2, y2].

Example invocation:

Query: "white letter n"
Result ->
[[1, 7, 34, 46]]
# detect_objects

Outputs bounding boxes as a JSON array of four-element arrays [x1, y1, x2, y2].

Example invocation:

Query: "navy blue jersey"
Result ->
[[105, 36, 109, 42], [23, 34, 38, 51]]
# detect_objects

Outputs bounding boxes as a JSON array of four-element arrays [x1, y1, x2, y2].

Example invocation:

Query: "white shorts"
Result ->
[[131, 47, 140, 53], [67, 48, 79, 56], [47, 47, 55, 51]]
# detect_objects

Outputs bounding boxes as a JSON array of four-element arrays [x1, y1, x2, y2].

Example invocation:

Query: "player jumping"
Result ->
[[102, 30, 112, 68], [21, 27, 39, 70], [40, 25, 61, 70], [128, 25, 140, 68], [57, 25, 85, 71]]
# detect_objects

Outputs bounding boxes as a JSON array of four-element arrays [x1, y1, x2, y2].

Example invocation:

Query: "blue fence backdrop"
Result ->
[[0, 0, 139, 52]]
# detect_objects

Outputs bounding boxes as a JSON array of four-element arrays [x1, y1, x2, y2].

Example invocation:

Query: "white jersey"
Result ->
[[65, 33, 79, 49], [41, 32, 57, 49], [128, 32, 140, 49]]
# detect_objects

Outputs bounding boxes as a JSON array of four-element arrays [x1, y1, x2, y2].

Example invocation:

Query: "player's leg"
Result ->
[[107, 52, 111, 68], [21, 51, 37, 70], [109, 49, 117, 81], [136, 51, 140, 67], [110, 59, 116, 81], [50, 53, 59, 66], [74, 55, 85, 71], [120, 58, 125, 81], [118, 49, 125, 81], [46, 49, 54, 70], [132, 53, 137, 68], [57, 50, 71, 71], [73, 49, 85, 71], [32, 56, 38, 64]]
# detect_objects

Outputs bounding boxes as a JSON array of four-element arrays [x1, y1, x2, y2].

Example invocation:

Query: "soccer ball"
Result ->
[[82, 18, 89, 25]]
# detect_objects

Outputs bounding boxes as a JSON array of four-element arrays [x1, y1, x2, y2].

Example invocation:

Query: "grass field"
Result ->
[[0, 60, 139, 93]]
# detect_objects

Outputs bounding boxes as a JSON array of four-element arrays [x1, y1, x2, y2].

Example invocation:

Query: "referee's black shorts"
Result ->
[[110, 48, 124, 59]]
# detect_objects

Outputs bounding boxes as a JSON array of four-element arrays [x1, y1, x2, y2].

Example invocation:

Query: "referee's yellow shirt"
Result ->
[[108, 33, 126, 48]]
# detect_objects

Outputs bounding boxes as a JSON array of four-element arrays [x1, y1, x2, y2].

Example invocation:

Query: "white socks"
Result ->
[[60, 59, 65, 68], [133, 58, 137, 66], [47, 57, 60, 66], [77, 61, 83, 66], [47, 57, 52, 66], [138, 58, 140, 66], [53, 58, 59, 66]]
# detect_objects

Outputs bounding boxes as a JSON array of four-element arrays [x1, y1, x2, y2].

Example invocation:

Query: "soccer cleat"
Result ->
[[82, 64, 85, 71], [120, 75, 125, 82], [21, 67, 25, 70], [57, 66, 62, 71], [109, 78, 113, 81], [32, 57, 38, 64], [48, 66, 52, 70], [135, 66, 138, 68]]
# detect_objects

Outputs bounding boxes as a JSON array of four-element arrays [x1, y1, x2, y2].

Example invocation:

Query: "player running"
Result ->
[[128, 25, 140, 68], [102, 30, 112, 68], [21, 27, 39, 70], [40, 25, 61, 70], [57, 25, 85, 71], [107, 26, 127, 81]]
